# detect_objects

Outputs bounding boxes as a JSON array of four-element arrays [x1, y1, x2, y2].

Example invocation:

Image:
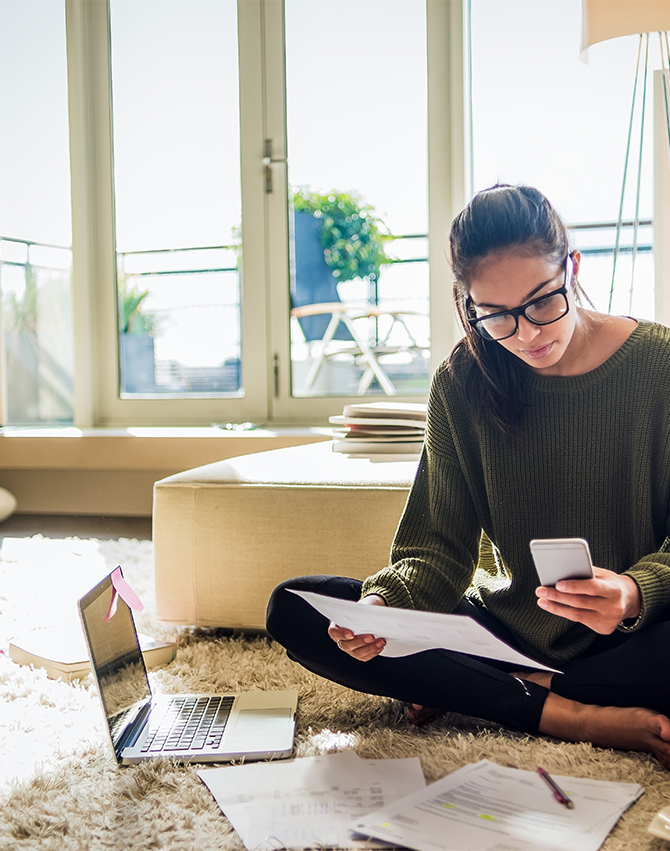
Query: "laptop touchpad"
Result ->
[[226, 707, 294, 748]]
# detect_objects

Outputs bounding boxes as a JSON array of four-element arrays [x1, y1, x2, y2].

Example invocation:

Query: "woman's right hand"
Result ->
[[328, 594, 387, 661]]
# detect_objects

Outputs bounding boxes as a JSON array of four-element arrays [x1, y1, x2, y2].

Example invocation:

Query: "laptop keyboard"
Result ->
[[141, 695, 234, 753]]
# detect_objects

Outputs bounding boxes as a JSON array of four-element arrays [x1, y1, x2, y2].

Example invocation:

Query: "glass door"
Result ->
[[276, 0, 431, 411], [93, 0, 458, 426], [98, 0, 268, 425]]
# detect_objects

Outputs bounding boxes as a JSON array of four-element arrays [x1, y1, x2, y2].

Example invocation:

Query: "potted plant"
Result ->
[[292, 189, 393, 286], [291, 189, 394, 342]]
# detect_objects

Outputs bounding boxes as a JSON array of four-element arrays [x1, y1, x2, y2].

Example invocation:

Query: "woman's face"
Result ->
[[468, 250, 581, 374]]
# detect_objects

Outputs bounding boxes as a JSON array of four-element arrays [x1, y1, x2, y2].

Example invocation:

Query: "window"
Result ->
[[95, 0, 456, 427], [0, 1, 458, 427], [4, 0, 668, 429], [0, 0, 74, 426]]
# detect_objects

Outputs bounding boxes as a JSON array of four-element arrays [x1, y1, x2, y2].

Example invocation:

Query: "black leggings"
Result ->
[[266, 575, 670, 735]]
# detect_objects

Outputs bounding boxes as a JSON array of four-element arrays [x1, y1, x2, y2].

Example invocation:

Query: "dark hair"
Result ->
[[448, 184, 582, 437]]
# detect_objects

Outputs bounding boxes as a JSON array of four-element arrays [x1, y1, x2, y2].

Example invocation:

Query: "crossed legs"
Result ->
[[266, 575, 670, 767]]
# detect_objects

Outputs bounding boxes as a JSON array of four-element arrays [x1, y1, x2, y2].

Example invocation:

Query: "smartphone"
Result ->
[[529, 538, 594, 587]]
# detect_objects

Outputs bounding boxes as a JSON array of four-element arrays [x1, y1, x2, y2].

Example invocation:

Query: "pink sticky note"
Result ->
[[111, 566, 144, 611], [104, 567, 145, 621]]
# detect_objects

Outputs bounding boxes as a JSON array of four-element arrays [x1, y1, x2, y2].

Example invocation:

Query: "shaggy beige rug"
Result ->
[[0, 535, 669, 850]]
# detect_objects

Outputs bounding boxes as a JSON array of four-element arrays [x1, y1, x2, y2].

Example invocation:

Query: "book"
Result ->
[[332, 424, 426, 439], [342, 401, 427, 420], [332, 439, 423, 454], [330, 401, 426, 459], [9, 626, 177, 682], [332, 402, 426, 430], [330, 415, 427, 429], [333, 434, 425, 444], [363, 453, 422, 462]]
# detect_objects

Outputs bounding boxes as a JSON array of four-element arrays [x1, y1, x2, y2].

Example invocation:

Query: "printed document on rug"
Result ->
[[350, 759, 644, 851], [291, 589, 561, 673], [198, 749, 425, 850]]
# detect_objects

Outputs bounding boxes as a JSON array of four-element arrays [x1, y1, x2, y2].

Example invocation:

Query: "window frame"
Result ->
[[63, 0, 466, 428]]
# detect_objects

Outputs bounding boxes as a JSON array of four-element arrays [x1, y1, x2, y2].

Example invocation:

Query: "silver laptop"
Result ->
[[78, 570, 297, 765]]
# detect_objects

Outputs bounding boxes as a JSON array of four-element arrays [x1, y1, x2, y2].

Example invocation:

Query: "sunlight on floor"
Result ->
[[0, 534, 156, 792], [0, 537, 110, 646]]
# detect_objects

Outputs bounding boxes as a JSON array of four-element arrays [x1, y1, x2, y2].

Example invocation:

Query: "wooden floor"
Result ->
[[0, 514, 152, 540]]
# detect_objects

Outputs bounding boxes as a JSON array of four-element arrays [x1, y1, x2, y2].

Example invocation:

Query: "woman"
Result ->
[[266, 184, 670, 768]]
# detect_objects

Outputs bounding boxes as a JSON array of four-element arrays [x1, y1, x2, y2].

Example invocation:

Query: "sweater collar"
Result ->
[[522, 319, 652, 394]]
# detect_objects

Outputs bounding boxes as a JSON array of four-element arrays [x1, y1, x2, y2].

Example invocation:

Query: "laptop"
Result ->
[[78, 570, 298, 765]]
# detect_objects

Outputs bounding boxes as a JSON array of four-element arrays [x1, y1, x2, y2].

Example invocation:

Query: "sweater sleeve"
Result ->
[[623, 547, 670, 630], [361, 364, 481, 611], [622, 392, 670, 630], [621, 408, 670, 629]]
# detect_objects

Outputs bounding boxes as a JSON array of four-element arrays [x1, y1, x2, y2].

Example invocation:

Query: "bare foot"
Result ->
[[539, 693, 670, 769], [406, 703, 441, 726]]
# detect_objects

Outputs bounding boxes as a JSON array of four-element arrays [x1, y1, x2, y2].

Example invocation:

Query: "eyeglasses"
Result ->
[[466, 256, 572, 342]]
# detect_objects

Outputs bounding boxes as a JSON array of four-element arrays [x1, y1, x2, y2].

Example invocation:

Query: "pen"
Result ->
[[537, 766, 574, 809]]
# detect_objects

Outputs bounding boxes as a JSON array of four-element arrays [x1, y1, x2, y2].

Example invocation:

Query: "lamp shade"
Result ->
[[582, 0, 670, 54]]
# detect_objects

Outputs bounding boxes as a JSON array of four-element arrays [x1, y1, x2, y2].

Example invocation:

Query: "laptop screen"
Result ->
[[78, 573, 151, 741]]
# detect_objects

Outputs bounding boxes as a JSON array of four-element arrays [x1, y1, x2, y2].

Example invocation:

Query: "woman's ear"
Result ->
[[570, 250, 581, 280]]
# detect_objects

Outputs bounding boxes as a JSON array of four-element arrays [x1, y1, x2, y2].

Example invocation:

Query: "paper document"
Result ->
[[351, 759, 643, 851], [291, 589, 560, 673], [198, 750, 426, 850]]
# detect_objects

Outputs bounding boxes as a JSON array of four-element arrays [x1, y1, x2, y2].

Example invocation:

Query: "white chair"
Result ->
[[291, 211, 428, 396]]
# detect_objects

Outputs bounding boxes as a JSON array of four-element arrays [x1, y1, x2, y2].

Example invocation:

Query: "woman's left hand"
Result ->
[[535, 567, 641, 634]]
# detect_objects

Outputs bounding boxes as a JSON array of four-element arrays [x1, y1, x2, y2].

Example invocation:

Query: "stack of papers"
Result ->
[[353, 759, 644, 851], [199, 755, 643, 851], [329, 401, 426, 460], [198, 749, 426, 849]]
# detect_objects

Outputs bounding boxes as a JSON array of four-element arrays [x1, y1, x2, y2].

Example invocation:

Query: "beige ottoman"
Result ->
[[152, 442, 418, 629]]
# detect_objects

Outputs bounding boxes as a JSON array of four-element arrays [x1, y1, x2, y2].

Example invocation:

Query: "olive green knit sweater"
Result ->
[[361, 320, 670, 667]]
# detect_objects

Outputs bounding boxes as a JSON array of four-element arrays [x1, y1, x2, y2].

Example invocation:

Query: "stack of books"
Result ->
[[329, 401, 426, 461], [9, 625, 177, 682]]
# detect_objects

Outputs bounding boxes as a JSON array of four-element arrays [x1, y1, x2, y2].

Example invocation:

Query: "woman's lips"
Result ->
[[522, 342, 553, 360]]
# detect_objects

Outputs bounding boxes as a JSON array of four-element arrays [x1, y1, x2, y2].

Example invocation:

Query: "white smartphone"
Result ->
[[529, 538, 594, 587]]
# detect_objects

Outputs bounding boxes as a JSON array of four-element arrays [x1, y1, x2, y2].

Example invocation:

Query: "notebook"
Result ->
[[78, 570, 298, 765]]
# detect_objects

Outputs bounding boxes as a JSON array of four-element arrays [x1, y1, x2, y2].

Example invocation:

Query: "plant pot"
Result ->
[[120, 332, 157, 394]]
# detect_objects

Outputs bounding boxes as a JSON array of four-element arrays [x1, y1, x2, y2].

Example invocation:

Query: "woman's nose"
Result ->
[[515, 314, 541, 342]]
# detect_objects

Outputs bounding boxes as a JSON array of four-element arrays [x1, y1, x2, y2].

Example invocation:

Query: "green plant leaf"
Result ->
[[119, 277, 158, 335], [292, 188, 393, 284]]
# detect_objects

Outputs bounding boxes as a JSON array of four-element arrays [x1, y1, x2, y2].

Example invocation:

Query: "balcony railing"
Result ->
[[0, 218, 656, 416]]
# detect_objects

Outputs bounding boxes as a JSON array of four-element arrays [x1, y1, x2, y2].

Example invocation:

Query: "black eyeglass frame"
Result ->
[[466, 256, 573, 342]]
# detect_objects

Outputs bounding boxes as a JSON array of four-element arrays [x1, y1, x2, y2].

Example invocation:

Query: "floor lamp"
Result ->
[[581, 0, 670, 314]]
